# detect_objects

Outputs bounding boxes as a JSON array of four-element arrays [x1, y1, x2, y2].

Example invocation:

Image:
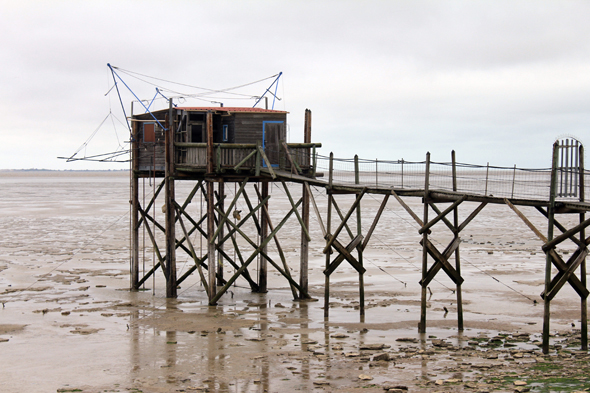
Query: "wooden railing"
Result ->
[[174, 142, 321, 177]]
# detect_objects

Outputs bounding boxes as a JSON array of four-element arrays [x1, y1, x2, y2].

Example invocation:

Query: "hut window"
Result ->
[[143, 123, 156, 143], [191, 124, 203, 143], [223, 125, 229, 142], [189, 113, 205, 122]]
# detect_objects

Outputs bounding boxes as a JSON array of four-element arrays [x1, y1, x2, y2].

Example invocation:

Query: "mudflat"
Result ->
[[0, 171, 588, 392]]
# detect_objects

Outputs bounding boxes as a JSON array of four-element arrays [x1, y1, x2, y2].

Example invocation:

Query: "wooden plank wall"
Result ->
[[234, 113, 286, 144]]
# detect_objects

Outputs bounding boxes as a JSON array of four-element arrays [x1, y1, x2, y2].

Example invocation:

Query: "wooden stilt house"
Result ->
[[131, 106, 313, 176]]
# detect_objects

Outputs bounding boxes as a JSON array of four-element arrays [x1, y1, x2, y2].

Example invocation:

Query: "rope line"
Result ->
[[114, 66, 278, 99]]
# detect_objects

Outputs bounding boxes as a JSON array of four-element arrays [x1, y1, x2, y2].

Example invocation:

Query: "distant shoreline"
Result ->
[[0, 169, 129, 172]]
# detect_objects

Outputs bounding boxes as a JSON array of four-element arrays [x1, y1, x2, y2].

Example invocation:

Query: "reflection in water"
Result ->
[[206, 305, 228, 392], [130, 308, 140, 374], [298, 300, 311, 385], [127, 291, 458, 392], [256, 298, 269, 393], [419, 332, 428, 382], [166, 330, 177, 384]]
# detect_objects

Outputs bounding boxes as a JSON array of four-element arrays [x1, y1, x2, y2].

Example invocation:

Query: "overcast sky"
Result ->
[[1, 0, 589, 170]]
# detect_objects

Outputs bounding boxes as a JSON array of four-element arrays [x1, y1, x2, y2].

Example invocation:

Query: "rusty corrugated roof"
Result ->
[[176, 107, 288, 114]]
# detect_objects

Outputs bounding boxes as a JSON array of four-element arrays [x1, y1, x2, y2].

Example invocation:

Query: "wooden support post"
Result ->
[[165, 99, 176, 298], [259, 181, 269, 293], [484, 162, 489, 196], [543, 142, 559, 353], [217, 181, 225, 286], [452, 151, 464, 330], [206, 110, 217, 304], [580, 144, 588, 350], [254, 185, 299, 299], [131, 118, 139, 290], [325, 152, 334, 318], [300, 178, 310, 299], [420, 152, 431, 333], [355, 155, 365, 318], [206, 111, 214, 175], [299, 109, 312, 299], [207, 180, 216, 303], [255, 142, 261, 177]]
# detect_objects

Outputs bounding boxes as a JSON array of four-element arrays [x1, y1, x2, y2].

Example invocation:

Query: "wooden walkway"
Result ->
[[265, 144, 589, 355]]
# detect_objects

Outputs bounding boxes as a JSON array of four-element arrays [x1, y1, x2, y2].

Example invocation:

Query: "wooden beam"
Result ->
[[218, 194, 271, 245], [391, 189, 424, 227], [137, 205, 167, 279], [536, 206, 586, 249], [241, 188, 262, 234], [323, 188, 367, 253], [361, 194, 390, 251], [452, 149, 464, 331], [419, 195, 467, 234], [281, 140, 301, 175], [222, 219, 258, 292], [175, 205, 209, 294], [504, 198, 548, 243], [233, 149, 257, 171], [542, 216, 590, 252], [457, 202, 487, 233], [419, 237, 462, 286], [254, 184, 299, 299], [331, 198, 356, 240], [306, 182, 327, 237], [210, 197, 303, 304], [543, 249, 589, 300], [323, 235, 365, 276], [137, 179, 165, 227], [281, 180, 311, 241], [429, 202, 456, 233], [211, 177, 249, 243], [257, 146, 276, 179], [137, 261, 161, 287]]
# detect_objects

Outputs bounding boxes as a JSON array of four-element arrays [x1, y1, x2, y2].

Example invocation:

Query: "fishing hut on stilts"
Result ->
[[128, 95, 588, 354], [130, 103, 319, 303]]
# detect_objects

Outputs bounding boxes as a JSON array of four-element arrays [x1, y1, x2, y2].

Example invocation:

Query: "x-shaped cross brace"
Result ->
[[323, 234, 366, 276], [419, 237, 463, 287], [542, 248, 589, 301]]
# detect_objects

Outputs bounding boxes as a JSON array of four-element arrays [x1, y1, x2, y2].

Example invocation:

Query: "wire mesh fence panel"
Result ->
[[316, 154, 589, 202]]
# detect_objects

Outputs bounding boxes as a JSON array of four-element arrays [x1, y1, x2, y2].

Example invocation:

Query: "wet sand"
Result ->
[[0, 171, 589, 393]]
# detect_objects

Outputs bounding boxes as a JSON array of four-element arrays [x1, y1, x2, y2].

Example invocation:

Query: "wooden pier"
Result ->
[[130, 102, 588, 354]]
